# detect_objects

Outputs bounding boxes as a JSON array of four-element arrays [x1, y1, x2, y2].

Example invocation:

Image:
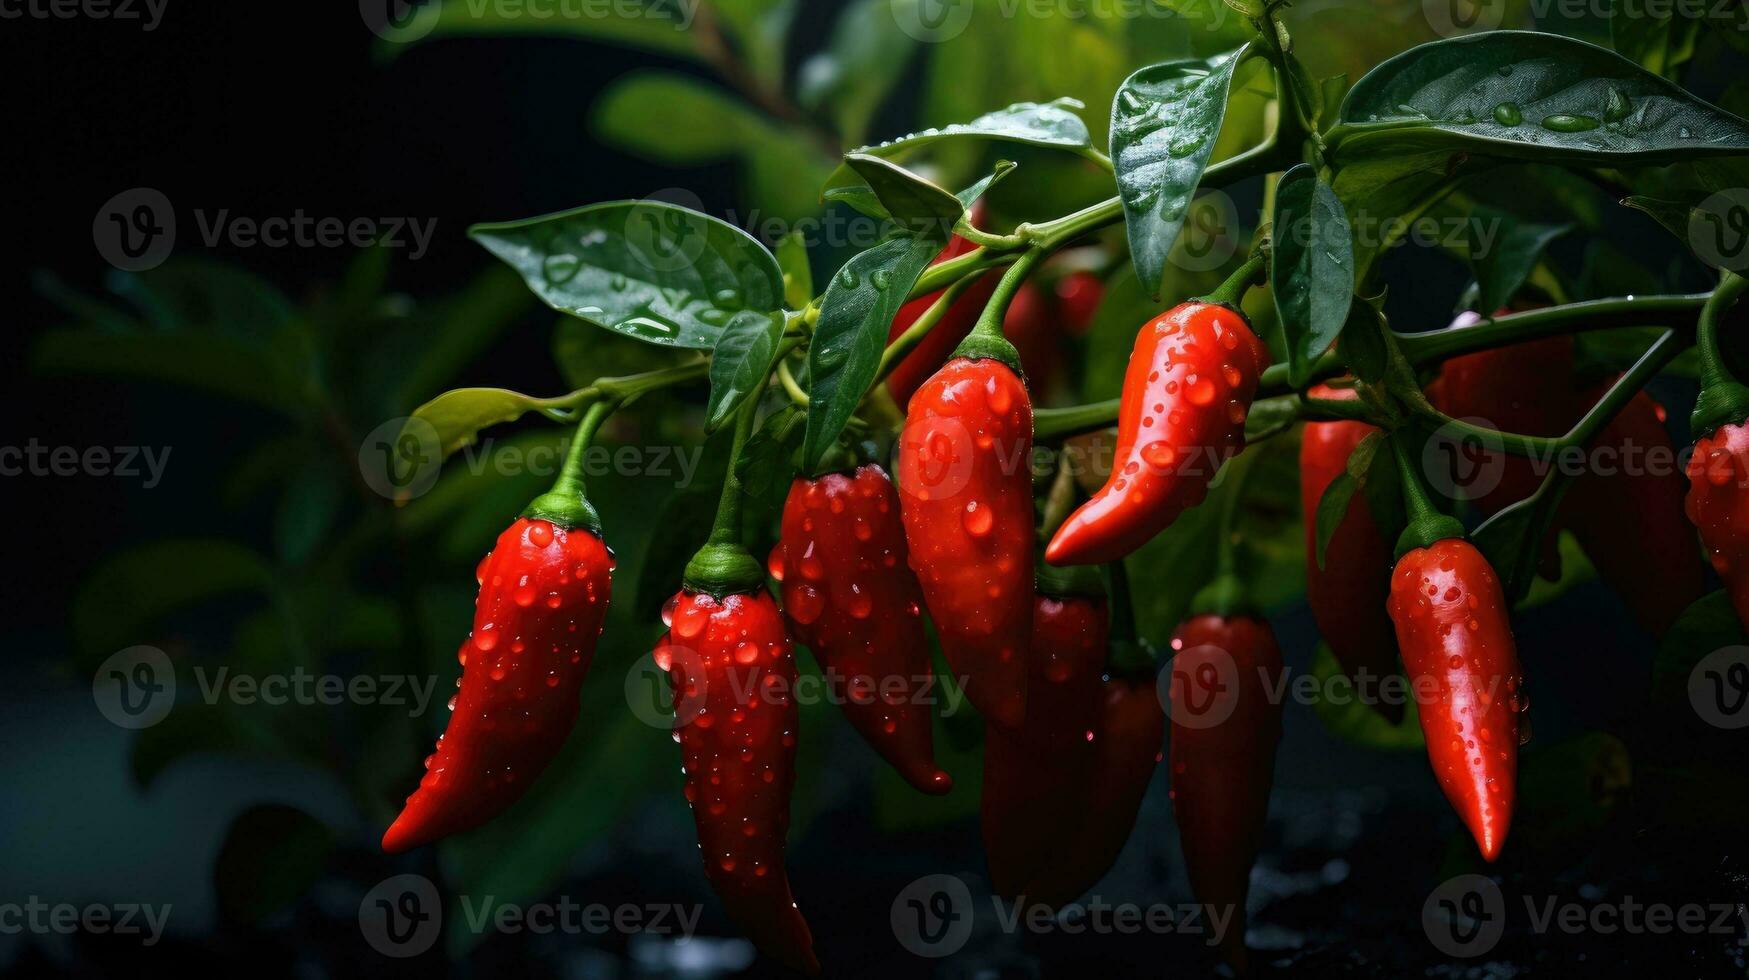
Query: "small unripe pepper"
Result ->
[[1386, 537, 1523, 861], [1047, 265, 1270, 567], [657, 589, 819, 976], [384, 412, 614, 854], [898, 353, 1035, 729], [772, 464, 950, 794], [1299, 383, 1401, 722], [981, 579, 1106, 897], [1168, 612, 1284, 976]]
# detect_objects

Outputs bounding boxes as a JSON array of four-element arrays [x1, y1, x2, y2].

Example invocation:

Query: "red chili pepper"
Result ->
[[898, 355, 1035, 729], [383, 515, 613, 853], [656, 588, 819, 976], [884, 217, 998, 409], [981, 586, 1106, 897], [1021, 665, 1164, 908], [1054, 269, 1105, 338], [1386, 537, 1523, 861], [1567, 387, 1700, 635], [1686, 422, 1749, 631], [1299, 383, 1402, 721], [1003, 282, 1061, 397], [771, 464, 951, 794], [1046, 299, 1270, 566], [1167, 613, 1283, 975]]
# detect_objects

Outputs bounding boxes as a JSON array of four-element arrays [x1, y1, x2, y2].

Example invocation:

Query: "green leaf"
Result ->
[[33, 330, 300, 414], [410, 387, 553, 459], [214, 805, 335, 926], [471, 200, 784, 349], [1472, 474, 1576, 604], [956, 159, 1019, 208], [73, 540, 275, 669], [1621, 195, 1696, 243], [845, 153, 964, 236], [736, 407, 806, 537], [1313, 430, 1382, 570], [796, 0, 917, 146], [1340, 301, 1388, 383], [1471, 212, 1572, 314], [706, 310, 786, 432], [1110, 46, 1249, 299], [802, 234, 943, 469], [1272, 164, 1355, 382], [824, 98, 1093, 190], [1611, 0, 1703, 79], [387, 266, 534, 415], [1307, 644, 1424, 751], [1329, 31, 1749, 167], [776, 231, 813, 310]]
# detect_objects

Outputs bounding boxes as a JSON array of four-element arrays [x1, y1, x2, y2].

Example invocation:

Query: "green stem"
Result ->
[[954, 248, 1043, 369], [1103, 559, 1155, 674], [777, 356, 809, 406], [1034, 399, 1121, 440], [1690, 271, 1749, 437], [683, 381, 768, 596], [1200, 252, 1268, 309], [876, 272, 983, 383], [1389, 431, 1463, 557], [1189, 450, 1256, 616], [522, 399, 614, 533]]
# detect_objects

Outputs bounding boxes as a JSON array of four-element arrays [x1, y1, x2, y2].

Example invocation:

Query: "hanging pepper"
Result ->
[[1299, 383, 1402, 722], [1684, 271, 1749, 634], [1567, 386, 1700, 636], [383, 404, 616, 854], [771, 464, 951, 794], [1054, 269, 1105, 338], [1021, 563, 1163, 909], [661, 390, 818, 975], [1167, 611, 1283, 976], [1046, 255, 1270, 567], [981, 567, 1106, 898], [1003, 282, 1062, 397], [884, 205, 999, 408], [898, 256, 1039, 729], [1385, 439, 1522, 862]]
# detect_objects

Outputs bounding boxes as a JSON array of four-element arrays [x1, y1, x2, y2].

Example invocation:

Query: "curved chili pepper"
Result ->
[[898, 355, 1035, 729], [1168, 613, 1284, 976], [1386, 538, 1523, 862], [656, 588, 818, 976], [1567, 387, 1700, 636], [1299, 383, 1402, 722], [771, 464, 951, 794], [884, 216, 998, 408], [981, 587, 1106, 897], [1045, 300, 1270, 567], [383, 515, 613, 853], [1686, 422, 1749, 632], [1021, 665, 1164, 908]]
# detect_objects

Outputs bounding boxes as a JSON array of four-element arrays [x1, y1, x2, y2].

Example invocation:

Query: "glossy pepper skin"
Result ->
[[1168, 614, 1284, 976], [1567, 388, 1701, 636], [981, 591, 1106, 897], [771, 464, 951, 794], [1021, 666, 1164, 908], [383, 517, 613, 853], [1299, 384, 1402, 722], [656, 589, 818, 976], [898, 356, 1035, 729], [884, 215, 998, 408], [1686, 422, 1749, 632], [1386, 538, 1523, 862], [1046, 301, 1270, 567]]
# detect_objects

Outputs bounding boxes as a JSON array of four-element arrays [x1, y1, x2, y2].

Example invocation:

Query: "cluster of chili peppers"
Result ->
[[378, 229, 1742, 974]]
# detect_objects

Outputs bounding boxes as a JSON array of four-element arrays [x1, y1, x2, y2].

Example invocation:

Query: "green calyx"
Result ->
[[1689, 380, 1749, 440], [1189, 573, 1256, 619], [1690, 271, 1749, 437], [522, 489, 602, 535], [1388, 429, 1463, 558], [1036, 561, 1105, 600], [951, 329, 1025, 378], [682, 543, 766, 598], [1393, 511, 1465, 559]]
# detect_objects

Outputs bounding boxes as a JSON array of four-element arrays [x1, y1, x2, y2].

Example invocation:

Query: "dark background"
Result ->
[[4, 2, 1747, 977]]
